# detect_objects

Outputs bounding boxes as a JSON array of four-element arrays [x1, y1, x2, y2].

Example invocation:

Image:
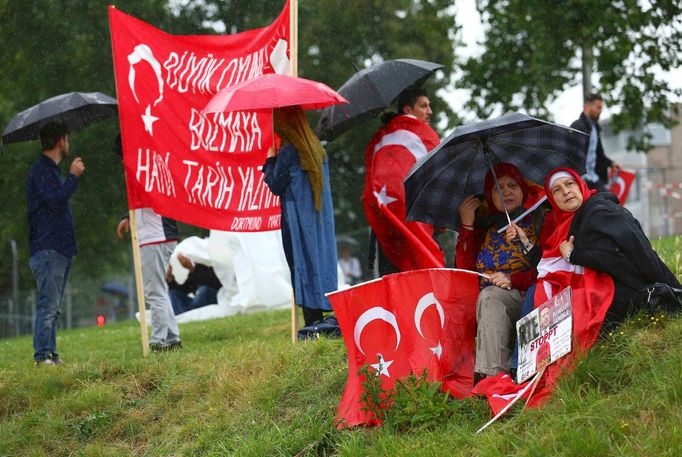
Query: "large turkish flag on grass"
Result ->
[[109, 2, 289, 231], [329, 268, 480, 427]]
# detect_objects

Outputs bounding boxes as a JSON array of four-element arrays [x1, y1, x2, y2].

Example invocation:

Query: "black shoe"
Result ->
[[167, 341, 183, 351], [297, 316, 342, 340], [35, 359, 57, 366], [149, 343, 166, 353], [473, 372, 487, 385]]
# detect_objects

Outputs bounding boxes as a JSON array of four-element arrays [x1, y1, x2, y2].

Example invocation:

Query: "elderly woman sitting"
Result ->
[[541, 168, 681, 329], [456, 163, 542, 380]]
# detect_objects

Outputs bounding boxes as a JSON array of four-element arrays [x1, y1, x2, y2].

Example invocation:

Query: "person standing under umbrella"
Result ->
[[262, 106, 338, 331], [570, 93, 621, 192], [27, 122, 85, 365], [363, 88, 444, 275]]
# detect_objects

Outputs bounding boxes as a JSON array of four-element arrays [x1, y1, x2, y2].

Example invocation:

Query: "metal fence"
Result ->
[[0, 275, 135, 340]]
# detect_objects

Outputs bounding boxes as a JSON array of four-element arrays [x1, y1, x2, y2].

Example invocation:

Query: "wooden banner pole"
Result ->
[[129, 210, 150, 356], [289, 0, 299, 343]]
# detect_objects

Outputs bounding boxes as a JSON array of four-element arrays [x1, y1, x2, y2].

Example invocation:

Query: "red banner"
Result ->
[[109, 2, 290, 231], [329, 269, 480, 427]]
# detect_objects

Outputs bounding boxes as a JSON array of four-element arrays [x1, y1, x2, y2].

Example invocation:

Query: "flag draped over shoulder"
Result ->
[[109, 2, 290, 231], [362, 115, 444, 271], [330, 269, 480, 427], [475, 206, 615, 413]]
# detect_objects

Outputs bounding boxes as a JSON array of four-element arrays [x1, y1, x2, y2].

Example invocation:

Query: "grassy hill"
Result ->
[[1, 238, 681, 456]]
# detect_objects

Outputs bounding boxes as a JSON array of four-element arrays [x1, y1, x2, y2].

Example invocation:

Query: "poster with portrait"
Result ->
[[516, 287, 573, 383]]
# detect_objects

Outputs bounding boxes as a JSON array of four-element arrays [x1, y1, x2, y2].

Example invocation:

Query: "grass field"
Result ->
[[1, 238, 681, 456]]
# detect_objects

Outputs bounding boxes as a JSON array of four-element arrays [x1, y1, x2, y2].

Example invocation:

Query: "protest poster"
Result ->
[[516, 287, 573, 383]]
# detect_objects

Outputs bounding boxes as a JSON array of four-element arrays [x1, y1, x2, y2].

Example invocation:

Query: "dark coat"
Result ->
[[569, 192, 680, 326], [262, 144, 338, 311], [570, 113, 613, 184]]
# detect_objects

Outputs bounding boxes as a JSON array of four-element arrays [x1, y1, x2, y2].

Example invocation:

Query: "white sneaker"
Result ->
[[35, 359, 56, 367]]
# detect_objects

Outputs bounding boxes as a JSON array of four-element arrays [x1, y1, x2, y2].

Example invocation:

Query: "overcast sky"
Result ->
[[444, 1, 682, 128]]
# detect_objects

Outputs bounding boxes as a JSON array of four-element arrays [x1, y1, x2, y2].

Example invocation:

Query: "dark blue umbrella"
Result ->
[[404, 112, 588, 231], [2, 92, 117, 145], [100, 281, 129, 298], [315, 59, 443, 141]]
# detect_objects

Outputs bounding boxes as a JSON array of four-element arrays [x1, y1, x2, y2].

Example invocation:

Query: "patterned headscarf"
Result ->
[[273, 106, 326, 211]]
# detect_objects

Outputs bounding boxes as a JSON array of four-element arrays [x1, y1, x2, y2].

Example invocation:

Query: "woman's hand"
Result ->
[[559, 235, 575, 261], [267, 146, 277, 158], [504, 221, 529, 245], [489, 272, 512, 289], [459, 195, 481, 228]]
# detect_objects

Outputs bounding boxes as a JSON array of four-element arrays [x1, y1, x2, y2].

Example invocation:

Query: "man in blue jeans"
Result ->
[[27, 122, 85, 365]]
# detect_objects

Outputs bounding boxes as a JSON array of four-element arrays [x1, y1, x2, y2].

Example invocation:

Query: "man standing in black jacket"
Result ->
[[570, 93, 621, 192]]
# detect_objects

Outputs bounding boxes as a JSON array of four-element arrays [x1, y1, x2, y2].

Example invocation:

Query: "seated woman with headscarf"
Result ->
[[456, 163, 542, 380], [262, 106, 338, 332], [536, 168, 681, 332]]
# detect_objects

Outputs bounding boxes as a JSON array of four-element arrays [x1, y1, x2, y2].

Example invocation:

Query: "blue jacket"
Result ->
[[263, 144, 338, 310], [26, 155, 79, 257]]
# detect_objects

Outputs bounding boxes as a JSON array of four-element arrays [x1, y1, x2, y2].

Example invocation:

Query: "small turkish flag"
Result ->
[[608, 169, 636, 205], [330, 268, 480, 428]]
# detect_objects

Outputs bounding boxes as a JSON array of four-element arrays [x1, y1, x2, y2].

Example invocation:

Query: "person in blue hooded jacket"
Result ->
[[262, 106, 338, 330]]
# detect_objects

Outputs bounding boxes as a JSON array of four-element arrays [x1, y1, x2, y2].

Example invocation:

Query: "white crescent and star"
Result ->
[[414, 292, 446, 359], [141, 105, 159, 135], [127, 43, 164, 136], [611, 176, 626, 199], [354, 307, 401, 378], [371, 353, 393, 377], [374, 185, 397, 206]]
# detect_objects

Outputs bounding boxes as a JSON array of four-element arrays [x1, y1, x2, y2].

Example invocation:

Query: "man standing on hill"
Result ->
[[362, 88, 445, 275], [570, 93, 621, 192], [27, 122, 85, 366]]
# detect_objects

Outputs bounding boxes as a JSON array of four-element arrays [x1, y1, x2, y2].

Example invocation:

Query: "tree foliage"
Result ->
[[460, 0, 682, 150], [0, 1, 459, 295]]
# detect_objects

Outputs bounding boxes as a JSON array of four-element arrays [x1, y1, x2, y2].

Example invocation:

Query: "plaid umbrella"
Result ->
[[404, 112, 587, 231]]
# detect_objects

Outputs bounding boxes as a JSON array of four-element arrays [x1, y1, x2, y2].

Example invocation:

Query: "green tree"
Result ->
[[0, 0, 460, 306], [182, 0, 461, 238], [459, 0, 682, 150], [0, 0, 204, 297]]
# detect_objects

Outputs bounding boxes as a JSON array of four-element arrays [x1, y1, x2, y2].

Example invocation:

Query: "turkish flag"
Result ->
[[362, 115, 445, 271], [608, 169, 636, 205], [472, 372, 529, 416], [330, 268, 480, 427], [109, 2, 290, 231]]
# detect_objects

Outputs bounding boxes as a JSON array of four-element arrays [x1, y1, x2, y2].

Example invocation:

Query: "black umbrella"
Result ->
[[315, 59, 443, 141], [404, 112, 588, 231], [2, 92, 117, 145], [100, 281, 129, 298]]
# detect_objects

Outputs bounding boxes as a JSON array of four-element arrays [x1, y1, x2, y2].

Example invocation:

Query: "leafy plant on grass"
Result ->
[[358, 362, 391, 424], [383, 370, 452, 433], [359, 360, 454, 432]]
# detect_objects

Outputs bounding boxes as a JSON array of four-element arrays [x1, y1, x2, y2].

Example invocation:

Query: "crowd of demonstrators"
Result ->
[[262, 105, 339, 336], [26, 89, 681, 368], [27, 122, 85, 365], [455, 163, 542, 382], [570, 93, 621, 192], [363, 88, 444, 276], [166, 253, 221, 315]]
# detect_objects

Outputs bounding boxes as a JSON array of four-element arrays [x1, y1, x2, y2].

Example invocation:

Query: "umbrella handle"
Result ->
[[483, 146, 513, 228]]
